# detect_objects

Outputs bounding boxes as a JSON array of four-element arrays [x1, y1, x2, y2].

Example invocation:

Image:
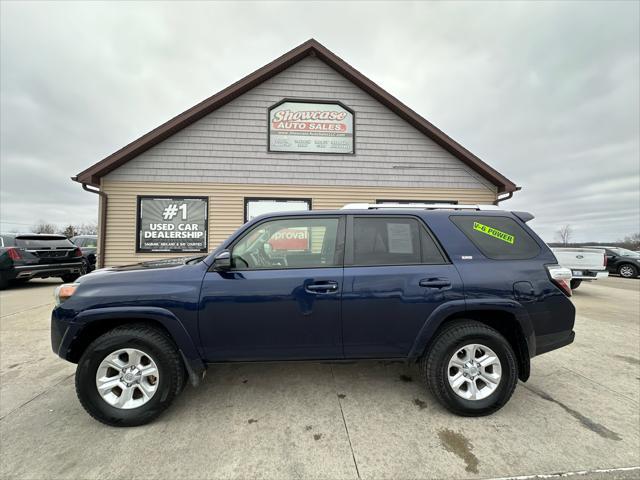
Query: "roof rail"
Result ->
[[340, 203, 500, 211]]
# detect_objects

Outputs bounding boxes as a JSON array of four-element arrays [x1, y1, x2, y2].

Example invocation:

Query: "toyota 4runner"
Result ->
[[51, 204, 575, 426]]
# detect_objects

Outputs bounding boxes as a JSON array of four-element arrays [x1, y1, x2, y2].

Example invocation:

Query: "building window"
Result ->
[[244, 198, 312, 223], [375, 199, 458, 205]]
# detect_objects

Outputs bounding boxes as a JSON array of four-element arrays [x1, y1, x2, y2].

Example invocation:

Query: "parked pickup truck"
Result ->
[[551, 247, 608, 289], [52, 204, 576, 426], [0, 234, 86, 289]]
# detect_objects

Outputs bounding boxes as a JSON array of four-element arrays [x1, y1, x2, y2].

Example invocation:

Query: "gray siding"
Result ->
[[105, 56, 495, 192]]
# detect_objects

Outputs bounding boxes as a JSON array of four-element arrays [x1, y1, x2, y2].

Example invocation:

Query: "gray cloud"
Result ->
[[1, 1, 638, 242]]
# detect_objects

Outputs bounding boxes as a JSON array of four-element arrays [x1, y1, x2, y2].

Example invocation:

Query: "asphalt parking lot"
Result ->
[[1, 276, 638, 480]]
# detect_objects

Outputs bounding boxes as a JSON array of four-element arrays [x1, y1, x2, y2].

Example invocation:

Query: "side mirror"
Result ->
[[212, 250, 232, 271]]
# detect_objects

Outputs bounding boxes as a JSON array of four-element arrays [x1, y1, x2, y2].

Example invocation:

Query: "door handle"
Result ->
[[419, 278, 451, 289], [305, 281, 339, 293]]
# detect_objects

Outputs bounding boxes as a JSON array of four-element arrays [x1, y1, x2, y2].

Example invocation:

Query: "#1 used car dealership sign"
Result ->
[[137, 196, 208, 253], [269, 101, 354, 154]]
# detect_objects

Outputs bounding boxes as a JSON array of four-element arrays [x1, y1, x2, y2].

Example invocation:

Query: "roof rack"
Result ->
[[340, 203, 500, 211]]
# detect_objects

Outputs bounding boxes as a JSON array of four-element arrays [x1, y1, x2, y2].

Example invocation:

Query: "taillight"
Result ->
[[74, 248, 83, 257], [603, 254, 607, 267], [546, 264, 573, 297], [6, 247, 22, 261]]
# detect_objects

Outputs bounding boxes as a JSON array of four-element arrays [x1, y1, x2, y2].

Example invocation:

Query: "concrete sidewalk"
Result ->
[[1, 277, 638, 479]]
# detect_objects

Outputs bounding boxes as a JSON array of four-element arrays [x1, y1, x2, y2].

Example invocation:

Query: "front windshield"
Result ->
[[610, 248, 639, 257]]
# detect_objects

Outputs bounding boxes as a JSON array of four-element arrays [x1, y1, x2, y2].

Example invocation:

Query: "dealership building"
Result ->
[[74, 39, 518, 267]]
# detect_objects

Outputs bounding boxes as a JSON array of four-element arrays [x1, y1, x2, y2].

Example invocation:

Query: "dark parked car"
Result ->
[[586, 246, 640, 278], [1, 234, 86, 289], [51, 205, 575, 426], [71, 235, 98, 273]]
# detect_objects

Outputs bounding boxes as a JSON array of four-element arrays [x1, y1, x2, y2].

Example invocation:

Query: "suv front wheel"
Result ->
[[75, 324, 185, 427], [422, 320, 518, 416]]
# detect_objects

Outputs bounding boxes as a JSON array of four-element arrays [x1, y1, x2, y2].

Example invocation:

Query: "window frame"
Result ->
[[224, 214, 346, 272], [243, 197, 312, 223], [344, 214, 449, 267]]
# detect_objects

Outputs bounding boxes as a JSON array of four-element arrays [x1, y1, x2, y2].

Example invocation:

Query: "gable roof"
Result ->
[[74, 39, 517, 193]]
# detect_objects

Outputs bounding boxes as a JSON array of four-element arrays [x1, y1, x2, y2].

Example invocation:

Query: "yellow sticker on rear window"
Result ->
[[473, 222, 515, 244]]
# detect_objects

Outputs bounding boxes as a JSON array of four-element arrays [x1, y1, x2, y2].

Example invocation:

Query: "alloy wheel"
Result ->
[[447, 343, 502, 400], [619, 265, 636, 278], [95, 348, 159, 409]]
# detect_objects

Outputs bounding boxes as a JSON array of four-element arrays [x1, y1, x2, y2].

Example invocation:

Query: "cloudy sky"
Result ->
[[1, 1, 638, 243]]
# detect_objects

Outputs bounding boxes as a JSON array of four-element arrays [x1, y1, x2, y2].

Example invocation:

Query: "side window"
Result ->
[[73, 238, 84, 247], [352, 217, 444, 265], [84, 238, 98, 248], [450, 215, 541, 260], [421, 227, 446, 264], [232, 217, 340, 270]]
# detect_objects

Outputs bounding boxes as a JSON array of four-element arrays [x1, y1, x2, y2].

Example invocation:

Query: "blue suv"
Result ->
[[51, 204, 575, 426]]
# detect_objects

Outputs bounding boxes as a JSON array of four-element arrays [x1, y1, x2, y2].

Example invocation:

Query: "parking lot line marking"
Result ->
[[0, 373, 74, 421], [485, 465, 640, 479], [560, 366, 639, 406], [0, 301, 53, 318], [330, 366, 361, 480]]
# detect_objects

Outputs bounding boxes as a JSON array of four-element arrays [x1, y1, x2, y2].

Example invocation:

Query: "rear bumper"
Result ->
[[571, 270, 608, 281], [535, 330, 575, 355], [12, 262, 82, 279]]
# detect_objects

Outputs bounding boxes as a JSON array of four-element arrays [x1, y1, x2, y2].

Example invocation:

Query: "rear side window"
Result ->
[[352, 217, 445, 265], [15, 237, 74, 248], [0, 235, 15, 247], [450, 215, 540, 260]]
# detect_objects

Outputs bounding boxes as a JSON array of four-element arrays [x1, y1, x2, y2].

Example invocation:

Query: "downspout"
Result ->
[[494, 186, 521, 205], [81, 183, 108, 269]]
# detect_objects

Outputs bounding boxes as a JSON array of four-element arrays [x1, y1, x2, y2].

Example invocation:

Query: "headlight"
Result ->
[[54, 283, 78, 305]]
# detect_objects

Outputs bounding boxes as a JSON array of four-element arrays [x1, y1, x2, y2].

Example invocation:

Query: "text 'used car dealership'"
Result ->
[[73, 39, 518, 267]]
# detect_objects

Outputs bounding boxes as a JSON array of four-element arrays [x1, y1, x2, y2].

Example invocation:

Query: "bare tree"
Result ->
[[556, 224, 573, 246], [620, 232, 640, 250], [32, 221, 57, 234], [61, 225, 77, 238], [76, 222, 98, 235]]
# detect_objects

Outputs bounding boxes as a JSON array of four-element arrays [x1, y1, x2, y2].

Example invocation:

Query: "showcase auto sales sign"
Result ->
[[269, 101, 354, 154]]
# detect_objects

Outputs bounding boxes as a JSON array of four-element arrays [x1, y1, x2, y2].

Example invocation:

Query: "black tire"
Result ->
[[61, 273, 80, 283], [618, 263, 638, 279], [0, 274, 8, 290], [81, 259, 90, 276], [75, 324, 185, 427], [421, 320, 518, 416], [570, 279, 582, 289]]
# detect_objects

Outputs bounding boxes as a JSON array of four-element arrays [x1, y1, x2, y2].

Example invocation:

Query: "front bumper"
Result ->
[[51, 309, 82, 361]]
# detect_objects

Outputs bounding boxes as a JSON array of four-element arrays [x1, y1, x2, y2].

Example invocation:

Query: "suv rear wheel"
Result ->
[[75, 324, 185, 427], [421, 320, 518, 416]]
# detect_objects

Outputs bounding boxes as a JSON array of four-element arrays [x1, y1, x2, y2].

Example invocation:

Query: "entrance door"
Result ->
[[341, 215, 464, 358], [199, 215, 345, 361]]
